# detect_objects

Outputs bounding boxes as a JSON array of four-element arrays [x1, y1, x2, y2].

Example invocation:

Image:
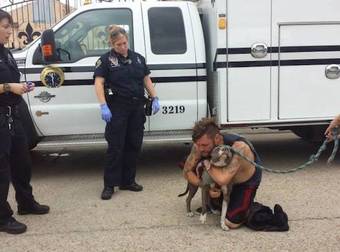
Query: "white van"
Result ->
[[13, 0, 340, 148]]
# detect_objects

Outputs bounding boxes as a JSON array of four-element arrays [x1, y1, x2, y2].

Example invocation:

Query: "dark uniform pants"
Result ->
[[0, 110, 35, 223], [104, 98, 145, 187]]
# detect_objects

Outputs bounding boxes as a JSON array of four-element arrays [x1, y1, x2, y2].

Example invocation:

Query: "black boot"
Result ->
[[101, 187, 114, 200], [0, 217, 27, 234], [119, 182, 143, 192], [18, 201, 50, 215]]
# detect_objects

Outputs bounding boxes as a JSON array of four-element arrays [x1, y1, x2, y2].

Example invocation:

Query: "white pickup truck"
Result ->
[[12, 0, 340, 148]]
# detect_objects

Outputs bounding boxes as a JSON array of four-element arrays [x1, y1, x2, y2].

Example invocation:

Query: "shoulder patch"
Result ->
[[136, 55, 142, 64], [95, 59, 102, 68]]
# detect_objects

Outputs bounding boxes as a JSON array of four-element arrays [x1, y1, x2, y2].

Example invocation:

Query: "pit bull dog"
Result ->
[[178, 145, 234, 231]]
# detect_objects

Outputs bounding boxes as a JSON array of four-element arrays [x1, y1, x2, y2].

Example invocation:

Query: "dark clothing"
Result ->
[[0, 44, 35, 223], [245, 202, 289, 231], [94, 49, 150, 99], [222, 134, 262, 224], [0, 44, 21, 106], [0, 110, 35, 223], [94, 49, 149, 188], [103, 98, 145, 187]]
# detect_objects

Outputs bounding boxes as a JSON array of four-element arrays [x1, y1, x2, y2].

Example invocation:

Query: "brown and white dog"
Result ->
[[178, 145, 233, 231]]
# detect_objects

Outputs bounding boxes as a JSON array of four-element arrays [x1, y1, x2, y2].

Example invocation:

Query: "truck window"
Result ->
[[148, 7, 186, 54], [35, 9, 133, 64]]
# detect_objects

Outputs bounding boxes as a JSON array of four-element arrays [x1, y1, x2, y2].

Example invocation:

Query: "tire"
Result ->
[[18, 99, 41, 150], [291, 125, 327, 143]]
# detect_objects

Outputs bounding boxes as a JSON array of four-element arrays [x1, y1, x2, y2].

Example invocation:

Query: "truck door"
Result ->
[[24, 5, 148, 136], [142, 2, 202, 131], [226, 0, 272, 122], [273, 0, 340, 120]]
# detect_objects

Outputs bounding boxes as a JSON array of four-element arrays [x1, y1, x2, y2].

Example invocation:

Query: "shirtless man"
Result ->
[[183, 118, 262, 229]]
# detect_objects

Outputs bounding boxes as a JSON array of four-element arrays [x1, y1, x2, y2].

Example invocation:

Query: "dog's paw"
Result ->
[[220, 222, 230, 231], [186, 212, 194, 217], [200, 213, 207, 224]]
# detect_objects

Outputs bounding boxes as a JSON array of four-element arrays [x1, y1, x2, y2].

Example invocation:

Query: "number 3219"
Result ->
[[162, 105, 185, 114]]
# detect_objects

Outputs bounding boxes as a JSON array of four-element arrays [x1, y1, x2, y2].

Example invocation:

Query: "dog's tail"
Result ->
[[178, 184, 189, 197]]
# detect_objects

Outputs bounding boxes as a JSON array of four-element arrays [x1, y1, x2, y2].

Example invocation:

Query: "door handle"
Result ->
[[36, 111, 49, 117], [325, 64, 340, 79], [251, 43, 268, 58], [34, 91, 56, 103]]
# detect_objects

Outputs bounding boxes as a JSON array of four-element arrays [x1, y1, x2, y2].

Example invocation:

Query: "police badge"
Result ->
[[109, 55, 119, 67]]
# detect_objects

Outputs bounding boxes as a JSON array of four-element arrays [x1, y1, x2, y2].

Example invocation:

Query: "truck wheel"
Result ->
[[291, 125, 327, 143], [18, 99, 41, 150]]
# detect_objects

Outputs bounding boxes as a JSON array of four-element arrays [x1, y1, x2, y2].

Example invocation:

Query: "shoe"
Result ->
[[101, 187, 114, 200], [0, 217, 27, 234], [119, 182, 143, 192], [273, 204, 289, 231], [18, 201, 50, 215]]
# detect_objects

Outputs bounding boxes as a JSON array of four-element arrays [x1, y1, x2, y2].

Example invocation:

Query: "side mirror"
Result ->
[[40, 29, 57, 63]]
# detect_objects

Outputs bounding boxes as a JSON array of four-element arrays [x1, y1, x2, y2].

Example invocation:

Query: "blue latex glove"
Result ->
[[100, 103, 112, 122], [151, 96, 160, 115]]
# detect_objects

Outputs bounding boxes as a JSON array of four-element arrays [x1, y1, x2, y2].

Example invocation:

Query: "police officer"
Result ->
[[0, 10, 49, 234], [94, 25, 160, 200]]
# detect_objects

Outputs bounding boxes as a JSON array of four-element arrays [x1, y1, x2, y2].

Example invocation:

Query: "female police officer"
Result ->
[[94, 25, 160, 200], [0, 10, 49, 234]]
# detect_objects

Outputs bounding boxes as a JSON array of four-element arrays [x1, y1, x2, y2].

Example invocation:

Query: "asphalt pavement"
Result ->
[[1, 131, 340, 251]]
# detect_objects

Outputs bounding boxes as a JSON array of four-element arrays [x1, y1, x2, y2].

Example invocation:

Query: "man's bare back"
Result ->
[[227, 141, 256, 184]]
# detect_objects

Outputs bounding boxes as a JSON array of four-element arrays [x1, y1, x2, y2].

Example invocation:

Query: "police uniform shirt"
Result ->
[[94, 49, 151, 98], [0, 44, 22, 106]]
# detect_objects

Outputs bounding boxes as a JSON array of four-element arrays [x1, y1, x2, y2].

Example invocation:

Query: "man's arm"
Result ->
[[183, 144, 202, 186], [207, 141, 251, 186], [325, 114, 340, 140]]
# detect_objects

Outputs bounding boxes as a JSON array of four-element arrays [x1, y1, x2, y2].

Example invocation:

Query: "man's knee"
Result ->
[[224, 218, 242, 229]]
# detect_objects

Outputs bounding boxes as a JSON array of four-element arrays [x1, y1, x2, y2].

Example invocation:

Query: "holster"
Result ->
[[144, 97, 153, 116]]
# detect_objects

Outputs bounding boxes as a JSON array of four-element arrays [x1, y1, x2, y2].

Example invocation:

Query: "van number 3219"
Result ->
[[162, 105, 185, 114]]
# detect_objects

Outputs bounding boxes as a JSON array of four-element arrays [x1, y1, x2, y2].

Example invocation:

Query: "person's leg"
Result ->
[[0, 120, 13, 223], [103, 103, 129, 188], [121, 104, 145, 187], [224, 184, 258, 229], [0, 114, 27, 234], [10, 119, 34, 209]]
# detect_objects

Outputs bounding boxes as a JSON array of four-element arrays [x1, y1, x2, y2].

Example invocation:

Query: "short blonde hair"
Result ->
[[107, 24, 128, 46]]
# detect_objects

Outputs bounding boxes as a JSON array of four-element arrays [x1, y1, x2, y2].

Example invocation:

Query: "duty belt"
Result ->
[[106, 88, 145, 103]]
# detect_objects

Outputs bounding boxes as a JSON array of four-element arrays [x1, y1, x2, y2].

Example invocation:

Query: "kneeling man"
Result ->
[[183, 118, 262, 229]]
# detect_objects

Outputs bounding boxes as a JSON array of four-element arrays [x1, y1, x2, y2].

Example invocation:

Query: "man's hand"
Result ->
[[209, 187, 221, 198], [191, 144, 202, 161], [325, 115, 340, 141]]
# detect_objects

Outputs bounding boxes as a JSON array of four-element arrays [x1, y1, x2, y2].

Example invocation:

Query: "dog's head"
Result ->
[[210, 145, 233, 168]]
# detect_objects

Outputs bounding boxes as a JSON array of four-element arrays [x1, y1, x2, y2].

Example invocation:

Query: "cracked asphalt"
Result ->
[[1, 131, 340, 251]]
